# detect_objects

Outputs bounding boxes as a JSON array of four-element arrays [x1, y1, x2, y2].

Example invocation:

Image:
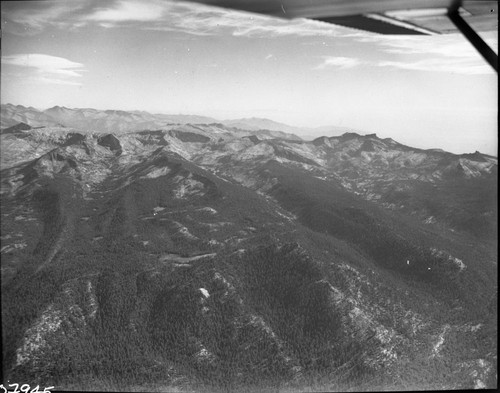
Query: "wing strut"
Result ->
[[447, 7, 498, 72]]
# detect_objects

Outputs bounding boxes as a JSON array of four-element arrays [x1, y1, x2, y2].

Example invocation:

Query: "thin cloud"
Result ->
[[2, 54, 85, 85], [311, 33, 495, 74], [370, 33, 498, 57], [1, 0, 97, 35], [228, 17, 361, 38], [146, 12, 361, 38], [377, 58, 493, 75], [135, 1, 362, 38], [359, 32, 497, 74], [1, 0, 362, 38], [314, 56, 363, 70], [86, 0, 165, 23]]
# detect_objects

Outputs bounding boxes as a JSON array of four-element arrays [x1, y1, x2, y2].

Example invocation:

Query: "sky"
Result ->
[[1, 0, 498, 155]]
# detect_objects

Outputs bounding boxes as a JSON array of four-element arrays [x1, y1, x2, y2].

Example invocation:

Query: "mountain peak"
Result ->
[[338, 132, 362, 141], [461, 151, 488, 162], [46, 105, 70, 112]]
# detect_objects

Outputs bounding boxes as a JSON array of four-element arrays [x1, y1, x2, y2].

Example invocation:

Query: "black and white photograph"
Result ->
[[0, 0, 497, 391]]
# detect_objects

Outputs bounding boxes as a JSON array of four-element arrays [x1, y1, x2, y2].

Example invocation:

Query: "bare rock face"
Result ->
[[97, 134, 122, 155]]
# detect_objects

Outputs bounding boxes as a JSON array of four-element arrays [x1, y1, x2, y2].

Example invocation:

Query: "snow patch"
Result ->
[[198, 207, 217, 214], [199, 288, 210, 298]]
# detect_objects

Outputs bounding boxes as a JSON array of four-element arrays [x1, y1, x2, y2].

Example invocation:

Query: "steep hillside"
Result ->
[[0, 117, 497, 391]]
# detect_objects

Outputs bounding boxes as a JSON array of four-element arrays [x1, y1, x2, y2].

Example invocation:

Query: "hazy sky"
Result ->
[[1, 0, 497, 155]]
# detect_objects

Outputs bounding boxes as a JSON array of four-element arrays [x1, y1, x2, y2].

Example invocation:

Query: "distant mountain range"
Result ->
[[0, 104, 497, 391], [0, 104, 218, 133], [221, 116, 357, 140], [1, 103, 359, 141]]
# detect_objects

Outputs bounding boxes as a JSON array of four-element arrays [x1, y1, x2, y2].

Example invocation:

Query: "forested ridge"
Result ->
[[0, 125, 496, 391]]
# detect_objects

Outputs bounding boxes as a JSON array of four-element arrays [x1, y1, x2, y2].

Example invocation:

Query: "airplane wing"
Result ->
[[177, 0, 498, 71]]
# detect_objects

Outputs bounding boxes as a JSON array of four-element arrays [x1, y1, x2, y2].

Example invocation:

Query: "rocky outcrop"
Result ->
[[97, 134, 122, 155]]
